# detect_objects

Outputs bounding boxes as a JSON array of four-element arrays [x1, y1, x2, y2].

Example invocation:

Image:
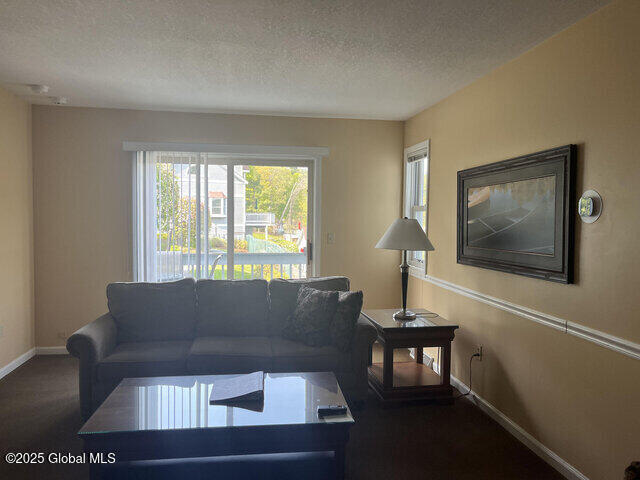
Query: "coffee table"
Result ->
[[79, 372, 354, 479]]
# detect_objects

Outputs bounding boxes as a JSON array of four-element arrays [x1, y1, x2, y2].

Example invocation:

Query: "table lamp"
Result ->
[[375, 217, 434, 320]]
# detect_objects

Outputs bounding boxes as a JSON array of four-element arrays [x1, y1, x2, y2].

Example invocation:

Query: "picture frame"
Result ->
[[457, 145, 576, 283]]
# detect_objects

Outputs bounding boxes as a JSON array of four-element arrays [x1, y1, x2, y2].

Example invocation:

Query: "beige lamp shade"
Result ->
[[375, 217, 434, 251]]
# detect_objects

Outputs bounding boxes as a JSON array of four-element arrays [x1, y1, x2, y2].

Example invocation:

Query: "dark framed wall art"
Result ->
[[457, 145, 576, 283]]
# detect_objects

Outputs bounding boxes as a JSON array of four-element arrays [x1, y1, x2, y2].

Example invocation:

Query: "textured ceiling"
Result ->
[[0, 0, 608, 120]]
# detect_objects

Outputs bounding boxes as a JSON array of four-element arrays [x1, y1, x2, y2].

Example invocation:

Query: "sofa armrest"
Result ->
[[66, 313, 118, 363], [350, 314, 378, 372], [66, 313, 117, 419]]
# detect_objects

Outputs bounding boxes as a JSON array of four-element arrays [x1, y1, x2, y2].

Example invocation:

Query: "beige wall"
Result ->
[[32, 107, 403, 347], [405, 1, 640, 478], [0, 86, 34, 369]]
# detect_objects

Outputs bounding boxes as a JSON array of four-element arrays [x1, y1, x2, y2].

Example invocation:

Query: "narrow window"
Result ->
[[403, 141, 430, 272]]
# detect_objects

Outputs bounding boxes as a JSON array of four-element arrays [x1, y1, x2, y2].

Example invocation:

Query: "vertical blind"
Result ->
[[134, 151, 226, 282]]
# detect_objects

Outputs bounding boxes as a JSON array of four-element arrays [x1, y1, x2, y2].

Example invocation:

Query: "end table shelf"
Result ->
[[362, 308, 459, 405], [369, 361, 442, 388]]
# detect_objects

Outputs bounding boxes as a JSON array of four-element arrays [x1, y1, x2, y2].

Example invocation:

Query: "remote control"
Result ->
[[317, 405, 348, 417]]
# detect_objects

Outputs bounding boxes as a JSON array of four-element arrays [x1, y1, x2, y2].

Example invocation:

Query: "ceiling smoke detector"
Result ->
[[50, 96, 68, 105], [29, 84, 50, 94]]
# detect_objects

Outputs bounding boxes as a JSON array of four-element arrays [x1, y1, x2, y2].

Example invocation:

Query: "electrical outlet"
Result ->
[[475, 345, 483, 361], [327, 232, 335, 244]]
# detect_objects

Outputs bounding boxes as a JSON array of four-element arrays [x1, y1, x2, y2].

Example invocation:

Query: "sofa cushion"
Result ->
[[268, 276, 350, 336], [270, 337, 349, 372], [282, 287, 339, 347], [96, 341, 191, 382], [187, 336, 273, 374], [196, 279, 270, 337], [330, 290, 364, 352], [107, 278, 197, 342]]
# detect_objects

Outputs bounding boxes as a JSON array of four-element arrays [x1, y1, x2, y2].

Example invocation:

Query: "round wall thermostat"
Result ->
[[578, 189, 602, 223]]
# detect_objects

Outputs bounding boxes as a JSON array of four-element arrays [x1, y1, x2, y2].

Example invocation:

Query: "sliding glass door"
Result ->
[[134, 152, 312, 282]]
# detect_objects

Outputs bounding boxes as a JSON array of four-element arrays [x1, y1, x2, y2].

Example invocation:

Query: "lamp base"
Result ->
[[393, 309, 417, 321]]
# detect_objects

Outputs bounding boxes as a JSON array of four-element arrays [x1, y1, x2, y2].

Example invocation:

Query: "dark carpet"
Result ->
[[0, 356, 563, 479]]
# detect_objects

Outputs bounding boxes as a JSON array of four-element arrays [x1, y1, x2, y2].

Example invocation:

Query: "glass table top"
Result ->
[[363, 308, 459, 330], [80, 372, 353, 436]]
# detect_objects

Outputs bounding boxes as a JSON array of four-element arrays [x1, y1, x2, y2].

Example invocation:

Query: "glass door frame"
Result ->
[[128, 142, 327, 280]]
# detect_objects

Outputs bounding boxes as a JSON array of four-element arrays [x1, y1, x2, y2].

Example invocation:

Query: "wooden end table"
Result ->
[[362, 308, 459, 405]]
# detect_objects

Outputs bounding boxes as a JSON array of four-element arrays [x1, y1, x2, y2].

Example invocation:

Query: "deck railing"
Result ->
[[245, 212, 276, 226], [156, 251, 306, 281]]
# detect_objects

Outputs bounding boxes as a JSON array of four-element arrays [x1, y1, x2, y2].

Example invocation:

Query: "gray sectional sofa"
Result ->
[[67, 276, 377, 419]]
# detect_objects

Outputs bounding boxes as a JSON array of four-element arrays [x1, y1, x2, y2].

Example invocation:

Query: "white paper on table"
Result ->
[[209, 371, 264, 404]]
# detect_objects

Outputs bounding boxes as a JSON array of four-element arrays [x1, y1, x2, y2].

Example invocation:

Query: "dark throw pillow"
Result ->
[[283, 286, 339, 347], [330, 290, 364, 352]]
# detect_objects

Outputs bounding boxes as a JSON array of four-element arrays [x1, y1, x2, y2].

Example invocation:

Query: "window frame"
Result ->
[[210, 197, 225, 216], [128, 142, 328, 281], [403, 140, 430, 275]]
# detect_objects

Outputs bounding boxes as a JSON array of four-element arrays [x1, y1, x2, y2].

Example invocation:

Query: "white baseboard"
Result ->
[[404, 348, 588, 479], [0, 348, 36, 380], [450, 375, 589, 480], [36, 346, 68, 355], [0, 346, 68, 381]]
